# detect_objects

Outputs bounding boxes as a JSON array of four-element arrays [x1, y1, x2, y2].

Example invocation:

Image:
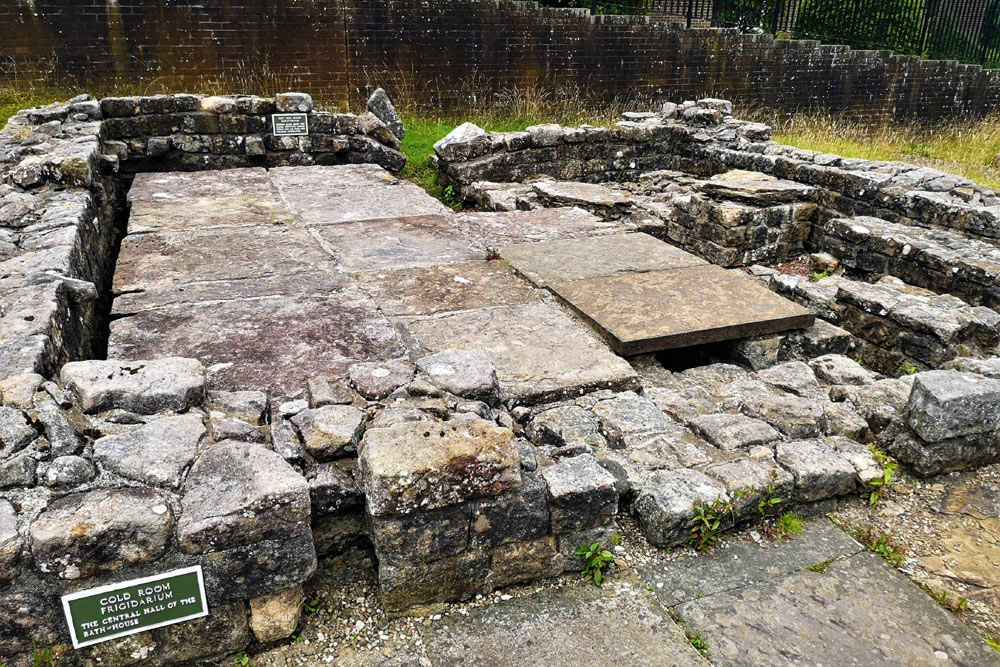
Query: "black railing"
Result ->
[[538, 0, 655, 14], [655, 0, 1000, 66]]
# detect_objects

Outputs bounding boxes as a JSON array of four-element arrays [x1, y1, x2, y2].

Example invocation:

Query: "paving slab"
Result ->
[[402, 302, 639, 404], [269, 164, 450, 225], [640, 519, 862, 606], [698, 169, 816, 205], [532, 180, 635, 214], [313, 215, 484, 272], [420, 579, 710, 667], [108, 291, 404, 395], [112, 226, 339, 305], [501, 233, 708, 287], [354, 260, 539, 316], [551, 264, 815, 355], [128, 169, 295, 232], [448, 207, 623, 248], [675, 548, 1000, 666]]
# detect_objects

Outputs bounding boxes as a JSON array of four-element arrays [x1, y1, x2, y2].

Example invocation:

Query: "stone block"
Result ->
[[689, 413, 781, 451], [470, 470, 550, 548], [490, 535, 559, 587], [275, 92, 313, 113], [60, 357, 205, 414], [308, 461, 363, 515], [152, 600, 250, 663], [809, 354, 878, 386], [92, 413, 205, 488], [367, 87, 405, 140], [370, 503, 471, 565], [348, 360, 415, 400], [416, 349, 501, 405], [0, 454, 36, 488], [540, 454, 618, 533], [205, 390, 268, 425], [43, 455, 96, 487], [526, 404, 605, 448], [634, 468, 727, 547], [200, 533, 317, 603], [358, 418, 521, 516], [30, 488, 173, 578], [0, 499, 22, 583], [888, 429, 1000, 477], [380, 549, 490, 611], [775, 439, 856, 502], [740, 393, 826, 439], [906, 370, 1000, 443], [250, 586, 303, 642], [0, 406, 36, 457], [291, 405, 366, 461], [178, 441, 311, 553]]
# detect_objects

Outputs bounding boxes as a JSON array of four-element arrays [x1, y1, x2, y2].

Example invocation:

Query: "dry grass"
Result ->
[[743, 107, 1000, 190]]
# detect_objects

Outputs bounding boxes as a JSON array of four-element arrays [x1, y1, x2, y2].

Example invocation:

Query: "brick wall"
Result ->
[[2, 0, 999, 121]]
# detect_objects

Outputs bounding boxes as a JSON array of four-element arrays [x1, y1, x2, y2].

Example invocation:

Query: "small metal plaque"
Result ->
[[62, 566, 209, 648], [272, 113, 310, 136]]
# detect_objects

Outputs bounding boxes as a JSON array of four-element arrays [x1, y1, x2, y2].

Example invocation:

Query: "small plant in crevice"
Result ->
[[987, 637, 1000, 652], [575, 534, 620, 586], [867, 445, 898, 508], [918, 583, 969, 615], [776, 511, 805, 539], [809, 270, 830, 282], [302, 597, 322, 617], [899, 362, 919, 376], [31, 644, 57, 667], [670, 610, 710, 657], [441, 184, 463, 210], [686, 496, 732, 555], [756, 469, 785, 521], [807, 557, 837, 573], [234, 651, 251, 666], [850, 523, 906, 568]]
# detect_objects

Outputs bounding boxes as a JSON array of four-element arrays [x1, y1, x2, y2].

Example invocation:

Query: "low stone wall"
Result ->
[[99, 92, 406, 174]]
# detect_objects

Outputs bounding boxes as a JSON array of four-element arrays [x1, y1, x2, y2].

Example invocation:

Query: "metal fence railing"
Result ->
[[539, 0, 1000, 67]]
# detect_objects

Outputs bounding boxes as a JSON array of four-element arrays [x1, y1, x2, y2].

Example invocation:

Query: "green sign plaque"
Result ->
[[62, 566, 209, 648], [272, 113, 309, 136]]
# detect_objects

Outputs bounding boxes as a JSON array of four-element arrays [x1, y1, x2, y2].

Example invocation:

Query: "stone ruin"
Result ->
[[2, 91, 1000, 665]]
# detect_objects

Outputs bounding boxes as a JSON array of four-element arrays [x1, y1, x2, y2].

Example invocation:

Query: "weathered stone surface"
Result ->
[[699, 169, 815, 204], [433, 122, 488, 161], [0, 592, 61, 654], [526, 404, 605, 449], [109, 292, 405, 396], [314, 214, 484, 272], [60, 357, 205, 414], [448, 207, 617, 247], [0, 499, 22, 583], [43, 455, 95, 487], [153, 599, 251, 663], [307, 374, 359, 407], [92, 413, 205, 488], [591, 391, 673, 447], [809, 354, 878, 386], [205, 389, 268, 425], [416, 349, 501, 404], [757, 360, 822, 397], [291, 405, 366, 461], [200, 533, 317, 603], [367, 87, 404, 139], [30, 396, 81, 456], [30, 488, 173, 578], [178, 441, 311, 553], [421, 579, 710, 667], [308, 461, 363, 514], [0, 454, 36, 488], [358, 418, 521, 516], [740, 393, 826, 439], [641, 518, 861, 606], [270, 164, 449, 225], [0, 406, 36, 457], [822, 401, 871, 442], [775, 439, 856, 502], [540, 454, 617, 533], [404, 302, 639, 405], [0, 373, 43, 410], [634, 468, 727, 547], [490, 535, 560, 587], [835, 377, 914, 435], [888, 429, 1000, 477], [552, 265, 815, 355], [379, 550, 490, 611], [906, 370, 1000, 442], [532, 181, 635, 218], [357, 260, 538, 317], [689, 413, 781, 450], [471, 470, 550, 548], [250, 586, 303, 642], [676, 550, 1000, 667], [502, 233, 706, 287], [274, 92, 313, 113], [348, 360, 415, 400]]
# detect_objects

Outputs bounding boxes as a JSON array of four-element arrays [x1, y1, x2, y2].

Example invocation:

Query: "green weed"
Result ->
[[867, 445, 898, 507], [234, 651, 250, 666], [987, 637, 1000, 652], [809, 270, 830, 282], [576, 537, 617, 586], [807, 557, 837, 573], [685, 629, 710, 656], [899, 362, 919, 376], [686, 497, 732, 555], [302, 598, 322, 617], [776, 511, 805, 538], [757, 469, 786, 520]]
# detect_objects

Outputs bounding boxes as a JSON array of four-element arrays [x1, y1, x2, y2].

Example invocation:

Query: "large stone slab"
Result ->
[[112, 225, 340, 309], [358, 418, 521, 515], [314, 215, 484, 272], [91, 414, 206, 489], [60, 357, 205, 414], [906, 370, 1000, 443], [128, 169, 295, 233], [501, 233, 707, 287], [697, 169, 815, 205], [551, 265, 815, 355], [402, 302, 639, 404], [448, 207, 621, 248], [421, 579, 710, 667], [354, 260, 538, 316], [269, 164, 450, 225], [108, 291, 404, 395], [640, 519, 862, 606], [676, 550, 1000, 666]]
